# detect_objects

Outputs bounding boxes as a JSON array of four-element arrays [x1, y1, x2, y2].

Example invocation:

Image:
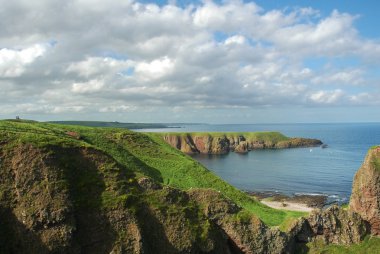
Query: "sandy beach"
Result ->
[[248, 191, 327, 212], [261, 200, 316, 212]]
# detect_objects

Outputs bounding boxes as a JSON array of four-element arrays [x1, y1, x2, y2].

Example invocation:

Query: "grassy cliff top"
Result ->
[[0, 120, 305, 226]]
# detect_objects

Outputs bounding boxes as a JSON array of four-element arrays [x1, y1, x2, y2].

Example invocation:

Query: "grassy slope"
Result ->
[[129, 132, 305, 226], [0, 120, 305, 227], [299, 236, 380, 254]]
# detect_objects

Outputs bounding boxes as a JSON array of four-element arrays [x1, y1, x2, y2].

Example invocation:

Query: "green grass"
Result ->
[[369, 146, 380, 171], [114, 131, 306, 226], [0, 120, 305, 227], [298, 236, 380, 254]]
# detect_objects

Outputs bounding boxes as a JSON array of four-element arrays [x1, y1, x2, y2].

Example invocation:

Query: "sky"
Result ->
[[0, 0, 380, 123]]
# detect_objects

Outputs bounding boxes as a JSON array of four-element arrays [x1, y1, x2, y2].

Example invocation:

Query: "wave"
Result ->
[[294, 192, 327, 196]]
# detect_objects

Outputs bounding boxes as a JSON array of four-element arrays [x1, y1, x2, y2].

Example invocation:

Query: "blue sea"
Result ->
[[139, 123, 380, 203]]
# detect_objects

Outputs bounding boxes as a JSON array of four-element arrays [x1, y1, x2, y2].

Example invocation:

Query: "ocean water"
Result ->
[[139, 123, 380, 203]]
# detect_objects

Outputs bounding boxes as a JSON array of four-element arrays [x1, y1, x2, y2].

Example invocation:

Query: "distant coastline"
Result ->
[[47, 120, 179, 129]]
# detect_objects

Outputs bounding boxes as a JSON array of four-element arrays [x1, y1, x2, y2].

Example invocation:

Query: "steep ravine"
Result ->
[[160, 132, 323, 154]]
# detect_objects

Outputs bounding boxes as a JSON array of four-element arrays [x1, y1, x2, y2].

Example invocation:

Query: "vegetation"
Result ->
[[297, 236, 380, 254], [0, 120, 304, 227], [1, 120, 378, 253]]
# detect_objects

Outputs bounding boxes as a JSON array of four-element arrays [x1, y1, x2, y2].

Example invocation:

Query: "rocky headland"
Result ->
[[159, 132, 323, 154]]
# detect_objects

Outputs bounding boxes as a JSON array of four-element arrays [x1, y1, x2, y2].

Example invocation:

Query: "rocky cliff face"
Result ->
[[0, 144, 231, 253], [349, 146, 380, 235], [290, 205, 369, 247], [0, 142, 305, 254], [162, 133, 322, 154], [188, 189, 288, 254]]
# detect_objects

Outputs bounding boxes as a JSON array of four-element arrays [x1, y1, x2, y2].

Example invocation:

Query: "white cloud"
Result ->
[[72, 79, 105, 93], [311, 69, 364, 86], [0, 0, 379, 120], [0, 44, 46, 77], [193, 1, 227, 28], [99, 105, 137, 112], [225, 35, 246, 45], [135, 56, 174, 80], [66, 57, 133, 78], [309, 89, 345, 104]]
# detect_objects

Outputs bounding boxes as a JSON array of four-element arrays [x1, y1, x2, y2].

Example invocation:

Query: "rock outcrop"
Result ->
[[349, 146, 380, 235], [161, 133, 322, 154], [0, 144, 232, 253], [290, 205, 369, 247], [188, 189, 288, 254]]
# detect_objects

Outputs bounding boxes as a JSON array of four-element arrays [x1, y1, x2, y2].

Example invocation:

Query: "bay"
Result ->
[[138, 123, 380, 203]]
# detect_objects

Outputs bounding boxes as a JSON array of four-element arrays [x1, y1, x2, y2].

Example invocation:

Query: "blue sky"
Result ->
[[0, 0, 379, 123], [255, 0, 380, 37]]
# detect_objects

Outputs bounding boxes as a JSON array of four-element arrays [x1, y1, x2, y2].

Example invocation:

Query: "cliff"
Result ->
[[159, 132, 323, 154], [350, 146, 380, 235], [0, 121, 296, 253], [0, 121, 375, 253], [0, 139, 290, 253]]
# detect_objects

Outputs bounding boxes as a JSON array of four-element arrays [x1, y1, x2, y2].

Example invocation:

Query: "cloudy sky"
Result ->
[[1, 0, 379, 123]]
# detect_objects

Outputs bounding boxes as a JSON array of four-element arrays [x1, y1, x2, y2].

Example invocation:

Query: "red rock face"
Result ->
[[193, 136, 209, 153], [349, 148, 380, 235], [163, 135, 181, 149], [162, 134, 322, 155]]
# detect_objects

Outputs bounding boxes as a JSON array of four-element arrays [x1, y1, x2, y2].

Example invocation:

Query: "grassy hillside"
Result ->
[[297, 236, 380, 253], [0, 120, 304, 227]]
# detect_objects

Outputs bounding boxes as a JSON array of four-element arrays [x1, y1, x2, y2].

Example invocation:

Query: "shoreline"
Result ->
[[261, 200, 315, 212], [247, 191, 342, 212]]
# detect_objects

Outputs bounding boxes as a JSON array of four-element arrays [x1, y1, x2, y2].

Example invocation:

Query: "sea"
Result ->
[[137, 123, 380, 204]]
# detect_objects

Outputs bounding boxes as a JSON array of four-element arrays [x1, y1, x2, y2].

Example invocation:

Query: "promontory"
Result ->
[[158, 132, 323, 154]]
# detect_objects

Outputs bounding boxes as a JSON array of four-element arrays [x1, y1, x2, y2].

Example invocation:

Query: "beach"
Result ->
[[249, 191, 328, 212]]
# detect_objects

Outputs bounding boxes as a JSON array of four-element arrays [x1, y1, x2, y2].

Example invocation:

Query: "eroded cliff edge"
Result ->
[[350, 146, 380, 235], [159, 132, 323, 154]]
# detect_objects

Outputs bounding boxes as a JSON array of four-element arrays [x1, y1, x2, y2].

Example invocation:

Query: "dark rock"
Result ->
[[290, 205, 369, 246]]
